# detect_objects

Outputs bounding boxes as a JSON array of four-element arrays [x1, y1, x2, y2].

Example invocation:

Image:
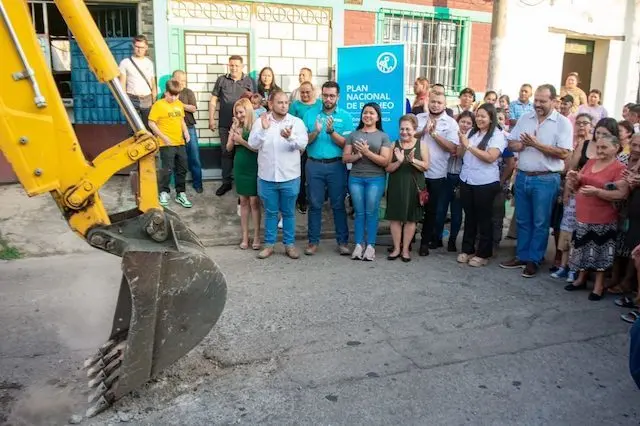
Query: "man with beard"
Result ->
[[416, 91, 460, 256], [248, 90, 308, 259], [302, 81, 353, 256], [500, 84, 573, 278]]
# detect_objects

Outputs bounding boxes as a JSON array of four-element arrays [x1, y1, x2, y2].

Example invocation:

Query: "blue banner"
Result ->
[[337, 44, 405, 141]]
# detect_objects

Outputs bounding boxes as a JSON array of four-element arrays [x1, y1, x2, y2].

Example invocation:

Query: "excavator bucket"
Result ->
[[83, 208, 227, 417]]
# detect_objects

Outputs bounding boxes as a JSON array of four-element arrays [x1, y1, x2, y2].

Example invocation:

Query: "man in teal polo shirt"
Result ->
[[302, 81, 353, 256]]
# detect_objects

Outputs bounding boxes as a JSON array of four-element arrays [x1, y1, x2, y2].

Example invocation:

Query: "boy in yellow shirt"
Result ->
[[148, 79, 192, 208]]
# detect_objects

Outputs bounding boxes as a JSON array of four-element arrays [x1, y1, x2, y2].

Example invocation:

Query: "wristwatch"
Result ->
[[430, 131, 438, 138], [326, 128, 335, 135]]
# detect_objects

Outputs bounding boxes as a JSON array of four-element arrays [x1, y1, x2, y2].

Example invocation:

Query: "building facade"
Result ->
[[152, 0, 493, 177], [0, 0, 156, 183], [495, 0, 639, 118]]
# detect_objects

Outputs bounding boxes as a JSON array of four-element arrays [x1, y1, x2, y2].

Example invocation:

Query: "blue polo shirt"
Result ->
[[289, 99, 322, 119], [303, 106, 354, 160]]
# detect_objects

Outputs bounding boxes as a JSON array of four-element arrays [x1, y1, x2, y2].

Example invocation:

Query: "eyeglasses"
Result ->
[[322, 94, 337, 99], [576, 121, 591, 126]]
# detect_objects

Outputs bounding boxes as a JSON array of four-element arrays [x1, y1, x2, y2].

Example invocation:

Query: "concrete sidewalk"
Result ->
[[0, 176, 390, 257]]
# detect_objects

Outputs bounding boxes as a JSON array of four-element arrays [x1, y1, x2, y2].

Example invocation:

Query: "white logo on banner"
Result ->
[[376, 52, 397, 74]]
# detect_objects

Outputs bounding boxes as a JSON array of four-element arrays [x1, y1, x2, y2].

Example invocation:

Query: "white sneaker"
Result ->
[[363, 244, 376, 261], [278, 217, 283, 229], [159, 191, 170, 206], [351, 244, 363, 260]]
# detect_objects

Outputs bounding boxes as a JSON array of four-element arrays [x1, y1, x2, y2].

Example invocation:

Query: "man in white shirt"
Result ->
[[500, 84, 573, 278], [248, 90, 308, 260], [289, 67, 320, 102], [118, 34, 157, 132], [416, 91, 460, 256]]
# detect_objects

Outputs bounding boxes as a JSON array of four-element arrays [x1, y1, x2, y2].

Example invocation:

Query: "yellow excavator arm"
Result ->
[[0, 0, 227, 418]]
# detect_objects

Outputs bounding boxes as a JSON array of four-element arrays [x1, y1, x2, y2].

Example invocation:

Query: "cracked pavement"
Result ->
[[1, 244, 639, 425]]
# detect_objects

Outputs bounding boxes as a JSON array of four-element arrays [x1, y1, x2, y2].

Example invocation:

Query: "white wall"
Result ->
[[497, 0, 639, 118]]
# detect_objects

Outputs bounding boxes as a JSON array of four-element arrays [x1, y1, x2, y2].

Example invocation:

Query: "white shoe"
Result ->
[[237, 204, 241, 217], [351, 244, 363, 260], [363, 244, 376, 261], [159, 191, 170, 206], [278, 217, 283, 229]]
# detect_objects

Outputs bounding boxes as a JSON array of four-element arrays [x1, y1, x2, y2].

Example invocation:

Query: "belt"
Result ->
[[308, 157, 341, 164], [128, 94, 152, 99], [519, 170, 559, 176]]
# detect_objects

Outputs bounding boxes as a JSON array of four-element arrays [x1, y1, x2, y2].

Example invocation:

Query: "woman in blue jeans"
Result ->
[[442, 111, 474, 252], [343, 102, 393, 261]]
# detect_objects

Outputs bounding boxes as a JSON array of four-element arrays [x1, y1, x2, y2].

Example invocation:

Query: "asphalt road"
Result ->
[[1, 244, 638, 425]]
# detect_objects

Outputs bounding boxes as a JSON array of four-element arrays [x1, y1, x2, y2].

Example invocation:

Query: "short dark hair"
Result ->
[[630, 104, 640, 114], [595, 117, 620, 138], [268, 89, 287, 102], [459, 87, 476, 101], [133, 34, 148, 44], [229, 55, 243, 63], [521, 83, 533, 90], [322, 80, 340, 94], [165, 79, 181, 95], [619, 120, 635, 136], [537, 84, 557, 100], [560, 94, 574, 104]]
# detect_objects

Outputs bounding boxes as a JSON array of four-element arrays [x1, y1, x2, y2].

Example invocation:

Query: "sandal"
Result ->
[[614, 296, 638, 309], [239, 242, 249, 250], [468, 256, 488, 267], [252, 240, 261, 250], [607, 285, 626, 295], [621, 310, 640, 324]]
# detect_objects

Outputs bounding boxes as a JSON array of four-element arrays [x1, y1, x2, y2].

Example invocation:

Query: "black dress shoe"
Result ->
[[216, 183, 232, 196], [588, 292, 603, 301], [564, 282, 587, 291], [195, 187, 204, 194], [387, 253, 400, 260], [428, 240, 442, 250], [401, 255, 411, 263], [419, 245, 429, 256], [447, 240, 457, 252]]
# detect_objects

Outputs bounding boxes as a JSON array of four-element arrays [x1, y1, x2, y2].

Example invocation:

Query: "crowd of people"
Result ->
[[118, 38, 640, 321]]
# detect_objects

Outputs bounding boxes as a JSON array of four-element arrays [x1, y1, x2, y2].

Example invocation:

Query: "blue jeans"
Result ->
[[442, 173, 463, 241], [258, 178, 300, 247], [306, 159, 349, 245], [514, 171, 560, 264], [186, 126, 203, 190], [421, 177, 448, 245], [349, 175, 386, 246]]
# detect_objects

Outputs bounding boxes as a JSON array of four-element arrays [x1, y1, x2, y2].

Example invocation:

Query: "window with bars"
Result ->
[[380, 12, 464, 96]]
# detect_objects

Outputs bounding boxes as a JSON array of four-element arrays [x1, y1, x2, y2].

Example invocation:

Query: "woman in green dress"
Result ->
[[227, 98, 261, 250], [385, 114, 430, 262]]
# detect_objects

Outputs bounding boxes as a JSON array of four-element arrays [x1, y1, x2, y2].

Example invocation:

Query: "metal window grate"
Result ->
[[379, 9, 465, 95]]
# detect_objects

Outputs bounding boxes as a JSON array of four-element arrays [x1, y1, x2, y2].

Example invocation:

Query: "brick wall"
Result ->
[[139, 0, 155, 55], [468, 22, 491, 91], [344, 11, 376, 45], [386, 0, 492, 13]]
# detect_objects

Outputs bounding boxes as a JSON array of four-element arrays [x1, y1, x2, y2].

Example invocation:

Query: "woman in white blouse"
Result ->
[[456, 103, 507, 267]]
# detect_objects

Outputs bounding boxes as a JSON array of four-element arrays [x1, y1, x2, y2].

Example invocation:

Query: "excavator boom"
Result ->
[[0, 0, 227, 417]]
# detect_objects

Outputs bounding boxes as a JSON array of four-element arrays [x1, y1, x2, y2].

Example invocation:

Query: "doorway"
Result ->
[[561, 38, 595, 92]]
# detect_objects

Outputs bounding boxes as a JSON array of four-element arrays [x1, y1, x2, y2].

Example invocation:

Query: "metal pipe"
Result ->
[[0, 0, 47, 108], [107, 78, 145, 133]]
